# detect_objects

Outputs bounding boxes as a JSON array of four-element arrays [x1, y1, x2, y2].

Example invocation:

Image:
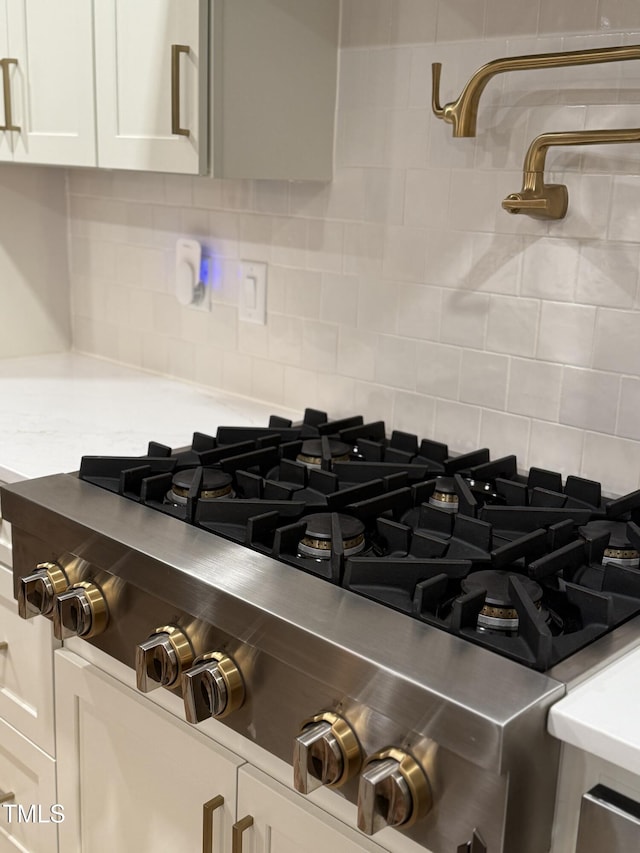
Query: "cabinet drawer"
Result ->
[[0, 565, 57, 755], [0, 716, 57, 853]]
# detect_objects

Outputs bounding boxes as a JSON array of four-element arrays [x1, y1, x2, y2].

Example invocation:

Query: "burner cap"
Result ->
[[296, 439, 351, 467], [298, 513, 366, 559], [462, 570, 542, 632], [169, 468, 234, 504], [428, 476, 459, 512], [580, 520, 640, 568]]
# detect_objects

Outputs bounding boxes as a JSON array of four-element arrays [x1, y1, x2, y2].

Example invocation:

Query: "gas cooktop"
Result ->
[[77, 408, 640, 672]]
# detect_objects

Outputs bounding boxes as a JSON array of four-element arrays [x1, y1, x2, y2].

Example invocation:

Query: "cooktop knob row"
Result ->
[[182, 652, 245, 723], [357, 747, 432, 835], [293, 711, 362, 794], [135, 626, 194, 693], [18, 561, 69, 620], [53, 582, 108, 640]]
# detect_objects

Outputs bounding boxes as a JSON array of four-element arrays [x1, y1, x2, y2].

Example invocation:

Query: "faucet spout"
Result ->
[[432, 44, 640, 138], [503, 127, 640, 220]]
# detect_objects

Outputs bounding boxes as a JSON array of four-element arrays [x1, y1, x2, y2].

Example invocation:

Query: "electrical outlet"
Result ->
[[175, 239, 211, 311], [239, 261, 267, 324]]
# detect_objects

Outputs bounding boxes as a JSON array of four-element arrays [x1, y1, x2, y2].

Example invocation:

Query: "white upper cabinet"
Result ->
[[94, 0, 206, 175], [0, 0, 339, 176], [1, 0, 96, 166]]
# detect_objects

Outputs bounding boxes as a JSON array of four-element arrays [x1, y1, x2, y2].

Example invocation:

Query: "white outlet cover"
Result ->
[[239, 261, 267, 324]]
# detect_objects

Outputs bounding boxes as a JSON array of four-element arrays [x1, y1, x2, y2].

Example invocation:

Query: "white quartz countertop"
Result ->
[[548, 646, 640, 775], [0, 352, 297, 483]]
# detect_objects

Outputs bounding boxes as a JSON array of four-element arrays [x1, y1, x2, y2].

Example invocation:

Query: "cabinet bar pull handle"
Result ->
[[202, 795, 224, 853], [232, 815, 253, 853], [0, 642, 8, 651], [171, 44, 190, 137], [0, 790, 14, 804], [0, 59, 20, 132]]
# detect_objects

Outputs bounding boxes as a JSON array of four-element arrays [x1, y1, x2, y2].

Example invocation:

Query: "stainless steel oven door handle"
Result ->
[[136, 626, 194, 693]]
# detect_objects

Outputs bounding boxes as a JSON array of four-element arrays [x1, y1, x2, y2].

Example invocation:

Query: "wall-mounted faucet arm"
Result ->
[[432, 44, 640, 138], [503, 127, 640, 220]]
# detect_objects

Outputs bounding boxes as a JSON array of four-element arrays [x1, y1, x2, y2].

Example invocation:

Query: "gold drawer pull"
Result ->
[[232, 815, 253, 853], [171, 44, 190, 137], [0, 59, 19, 132], [0, 790, 14, 804], [202, 795, 224, 853], [0, 642, 7, 651]]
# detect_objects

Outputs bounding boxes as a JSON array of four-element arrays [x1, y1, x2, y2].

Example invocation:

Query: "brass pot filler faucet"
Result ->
[[431, 44, 640, 220]]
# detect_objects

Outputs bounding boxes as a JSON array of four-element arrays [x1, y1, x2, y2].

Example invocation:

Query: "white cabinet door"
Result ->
[[0, 715, 57, 853], [3, 0, 96, 166], [237, 765, 387, 853], [94, 0, 206, 174], [0, 0, 11, 163], [0, 563, 57, 756], [55, 649, 243, 853]]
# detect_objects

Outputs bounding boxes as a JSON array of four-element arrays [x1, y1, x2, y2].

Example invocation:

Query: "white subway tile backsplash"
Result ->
[[222, 351, 252, 397], [617, 377, 640, 441], [396, 283, 441, 340], [521, 238, 580, 301], [459, 349, 509, 409], [382, 225, 427, 281], [415, 341, 462, 399], [375, 334, 417, 389], [268, 314, 303, 365], [528, 421, 585, 477], [440, 290, 490, 348], [559, 366, 621, 433], [301, 320, 339, 372], [592, 308, 640, 372], [284, 269, 322, 320], [404, 169, 451, 229], [65, 6, 640, 496], [536, 301, 596, 367], [479, 409, 531, 464], [321, 274, 360, 326], [582, 432, 640, 495], [392, 389, 436, 435], [486, 294, 539, 356], [251, 357, 285, 405], [576, 241, 639, 308], [357, 279, 399, 333], [608, 176, 640, 242], [434, 399, 481, 451], [507, 358, 563, 421], [337, 327, 378, 381]]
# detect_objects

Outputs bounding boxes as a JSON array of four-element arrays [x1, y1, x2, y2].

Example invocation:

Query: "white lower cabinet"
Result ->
[[237, 765, 386, 853], [0, 564, 57, 755], [0, 716, 57, 853], [54, 649, 389, 853], [54, 650, 242, 853]]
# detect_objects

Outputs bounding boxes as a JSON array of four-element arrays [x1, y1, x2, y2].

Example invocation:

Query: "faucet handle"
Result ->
[[502, 184, 568, 220], [431, 62, 445, 117]]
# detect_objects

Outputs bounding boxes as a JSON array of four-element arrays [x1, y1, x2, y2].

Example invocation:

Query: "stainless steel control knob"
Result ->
[[18, 562, 69, 620], [182, 652, 245, 723], [53, 582, 108, 640], [357, 748, 432, 836], [136, 626, 194, 693], [293, 712, 362, 794]]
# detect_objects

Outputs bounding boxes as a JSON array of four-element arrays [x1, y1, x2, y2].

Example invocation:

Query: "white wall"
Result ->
[[67, 0, 640, 496], [0, 165, 70, 357]]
